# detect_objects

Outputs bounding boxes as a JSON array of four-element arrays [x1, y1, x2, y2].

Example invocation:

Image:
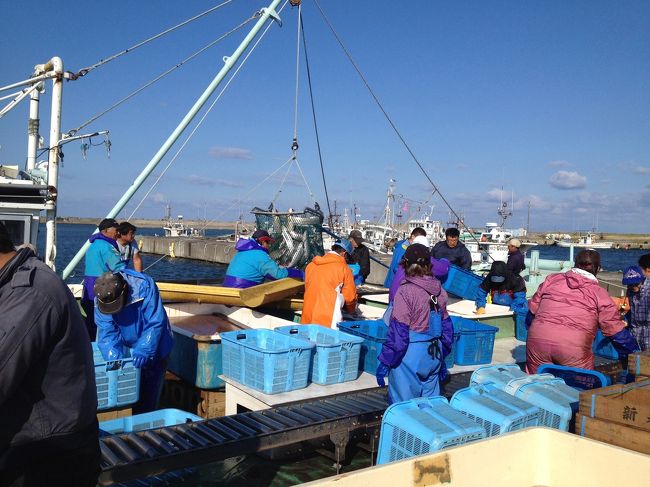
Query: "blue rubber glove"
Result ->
[[376, 363, 390, 387], [132, 353, 149, 369]]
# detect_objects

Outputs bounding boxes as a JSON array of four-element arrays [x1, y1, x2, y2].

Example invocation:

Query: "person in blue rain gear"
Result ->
[[94, 270, 174, 414], [375, 243, 454, 404], [82, 218, 126, 340], [223, 229, 304, 288], [475, 260, 528, 315], [621, 265, 645, 325], [383, 227, 427, 288]]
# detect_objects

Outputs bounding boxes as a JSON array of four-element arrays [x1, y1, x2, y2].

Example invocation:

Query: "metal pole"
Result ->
[[44, 58, 64, 271], [26, 82, 43, 171], [62, 0, 283, 279]]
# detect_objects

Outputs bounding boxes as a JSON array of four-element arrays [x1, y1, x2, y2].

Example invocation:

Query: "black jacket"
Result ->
[[352, 244, 371, 281], [431, 241, 472, 270], [0, 249, 98, 449], [507, 250, 526, 275]]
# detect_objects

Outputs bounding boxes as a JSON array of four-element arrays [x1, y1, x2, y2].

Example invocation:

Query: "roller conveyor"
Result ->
[[99, 388, 388, 486]]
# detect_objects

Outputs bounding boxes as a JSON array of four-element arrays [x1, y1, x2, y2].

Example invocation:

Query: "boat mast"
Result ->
[[62, 0, 284, 279]]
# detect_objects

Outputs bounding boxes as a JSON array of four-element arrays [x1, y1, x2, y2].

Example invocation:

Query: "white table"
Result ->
[[362, 293, 390, 305], [221, 372, 379, 415], [446, 299, 513, 319]]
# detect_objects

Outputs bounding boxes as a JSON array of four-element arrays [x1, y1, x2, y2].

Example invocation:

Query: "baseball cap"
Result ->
[[333, 238, 353, 255], [94, 272, 127, 314], [508, 238, 521, 248], [349, 229, 364, 242], [404, 243, 430, 265], [252, 229, 275, 243], [98, 218, 119, 231], [622, 265, 644, 286]]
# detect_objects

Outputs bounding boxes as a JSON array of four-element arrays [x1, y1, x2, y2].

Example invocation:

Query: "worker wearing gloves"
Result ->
[[223, 229, 304, 288], [375, 243, 454, 403], [475, 260, 528, 315], [94, 270, 174, 414]]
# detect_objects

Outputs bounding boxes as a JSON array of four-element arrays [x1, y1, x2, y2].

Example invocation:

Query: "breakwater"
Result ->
[[138, 236, 237, 264]]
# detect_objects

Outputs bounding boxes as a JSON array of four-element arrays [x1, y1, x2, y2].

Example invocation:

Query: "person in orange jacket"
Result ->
[[301, 239, 358, 328]]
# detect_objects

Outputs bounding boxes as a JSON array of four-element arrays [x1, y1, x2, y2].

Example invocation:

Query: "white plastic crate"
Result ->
[[377, 396, 486, 465], [450, 384, 540, 436]]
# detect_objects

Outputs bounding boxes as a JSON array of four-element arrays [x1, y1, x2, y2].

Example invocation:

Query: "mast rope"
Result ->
[[313, 0, 475, 241], [66, 13, 259, 137], [300, 11, 333, 227], [126, 0, 291, 222], [70, 0, 235, 80]]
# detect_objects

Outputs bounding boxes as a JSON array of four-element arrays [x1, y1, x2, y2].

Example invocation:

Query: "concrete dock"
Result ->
[[138, 236, 237, 265]]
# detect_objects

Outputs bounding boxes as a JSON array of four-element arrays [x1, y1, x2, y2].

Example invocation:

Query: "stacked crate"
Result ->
[[577, 376, 650, 455]]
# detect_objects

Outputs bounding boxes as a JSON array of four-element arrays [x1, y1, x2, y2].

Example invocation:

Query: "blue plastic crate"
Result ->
[[99, 408, 203, 435], [275, 325, 363, 385], [450, 384, 540, 437], [470, 364, 528, 388], [515, 310, 528, 342], [451, 317, 498, 365], [220, 329, 314, 394], [337, 319, 388, 375], [537, 364, 610, 390], [442, 265, 483, 300], [92, 342, 140, 411], [504, 377, 578, 431], [377, 396, 486, 465], [444, 332, 460, 369], [592, 329, 619, 360]]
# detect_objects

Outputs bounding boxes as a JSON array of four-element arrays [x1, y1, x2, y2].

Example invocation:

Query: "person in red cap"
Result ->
[[223, 229, 304, 288]]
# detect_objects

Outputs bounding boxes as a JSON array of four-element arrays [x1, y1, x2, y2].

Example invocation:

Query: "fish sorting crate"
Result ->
[[274, 325, 363, 385], [504, 377, 578, 431], [592, 329, 619, 360], [515, 310, 528, 341], [92, 342, 140, 411], [442, 264, 483, 300], [99, 408, 203, 435], [450, 384, 540, 437], [376, 396, 486, 465], [451, 317, 498, 365], [337, 319, 388, 375], [470, 363, 534, 388], [444, 331, 460, 369], [220, 329, 314, 394]]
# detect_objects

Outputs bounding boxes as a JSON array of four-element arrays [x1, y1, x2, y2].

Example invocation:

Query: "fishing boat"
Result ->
[[555, 232, 613, 249]]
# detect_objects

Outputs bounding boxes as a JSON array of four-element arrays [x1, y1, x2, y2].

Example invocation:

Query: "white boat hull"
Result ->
[[555, 240, 613, 249]]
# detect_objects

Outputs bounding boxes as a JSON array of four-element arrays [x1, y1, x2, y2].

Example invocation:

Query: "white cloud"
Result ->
[[151, 192, 166, 203], [183, 174, 243, 188], [549, 170, 587, 190], [633, 165, 650, 175], [548, 160, 570, 168], [208, 146, 253, 160]]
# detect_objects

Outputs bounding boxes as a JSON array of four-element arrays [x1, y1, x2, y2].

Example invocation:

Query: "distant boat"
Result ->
[[462, 222, 537, 267], [555, 232, 613, 249]]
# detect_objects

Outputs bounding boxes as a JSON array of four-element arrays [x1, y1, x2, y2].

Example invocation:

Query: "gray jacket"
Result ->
[[0, 249, 98, 448]]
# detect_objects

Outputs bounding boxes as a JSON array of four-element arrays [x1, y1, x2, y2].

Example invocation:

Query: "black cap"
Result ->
[[404, 243, 430, 265], [252, 229, 275, 243], [98, 218, 119, 231], [94, 272, 127, 314], [349, 229, 364, 242]]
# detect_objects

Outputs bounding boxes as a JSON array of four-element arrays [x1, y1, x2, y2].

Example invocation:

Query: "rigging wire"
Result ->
[[312, 0, 476, 240], [70, 0, 235, 79], [126, 0, 290, 222], [300, 11, 333, 227], [66, 14, 258, 137]]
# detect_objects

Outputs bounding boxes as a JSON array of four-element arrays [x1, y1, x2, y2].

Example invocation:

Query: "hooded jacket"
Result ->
[[223, 238, 303, 288], [301, 251, 357, 327], [0, 249, 98, 449], [83, 233, 125, 300], [527, 269, 638, 353], [476, 261, 528, 312]]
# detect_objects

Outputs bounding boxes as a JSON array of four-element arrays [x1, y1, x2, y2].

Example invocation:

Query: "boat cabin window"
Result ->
[[0, 216, 30, 246]]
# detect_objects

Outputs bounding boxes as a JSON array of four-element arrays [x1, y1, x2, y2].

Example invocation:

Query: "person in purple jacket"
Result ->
[[376, 243, 454, 403]]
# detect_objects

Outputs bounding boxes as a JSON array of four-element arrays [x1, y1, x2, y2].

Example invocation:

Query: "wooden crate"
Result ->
[[97, 407, 132, 422], [631, 351, 650, 376], [579, 379, 650, 433], [576, 413, 650, 455], [160, 371, 225, 419]]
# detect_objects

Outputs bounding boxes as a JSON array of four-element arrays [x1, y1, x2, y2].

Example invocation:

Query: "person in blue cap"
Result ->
[[94, 270, 174, 414], [223, 229, 304, 288], [475, 260, 528, 315], [627, 257, 650, 350]]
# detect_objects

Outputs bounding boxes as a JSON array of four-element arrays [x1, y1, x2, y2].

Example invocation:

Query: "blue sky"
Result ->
[[1, 0, 649, 233]]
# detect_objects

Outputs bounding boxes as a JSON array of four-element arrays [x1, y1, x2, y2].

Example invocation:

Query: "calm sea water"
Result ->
[[41, 223, 647, 284], [39, 223, 229, 284]]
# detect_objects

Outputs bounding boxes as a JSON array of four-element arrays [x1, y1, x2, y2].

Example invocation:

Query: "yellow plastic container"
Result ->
[[304, 428, 650, 487]]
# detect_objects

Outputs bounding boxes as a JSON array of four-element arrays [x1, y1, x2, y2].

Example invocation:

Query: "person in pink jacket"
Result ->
[[526, 249, 639, 373]]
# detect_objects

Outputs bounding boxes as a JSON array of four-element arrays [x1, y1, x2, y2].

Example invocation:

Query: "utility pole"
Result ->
[[527, 201, 531, 236]]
